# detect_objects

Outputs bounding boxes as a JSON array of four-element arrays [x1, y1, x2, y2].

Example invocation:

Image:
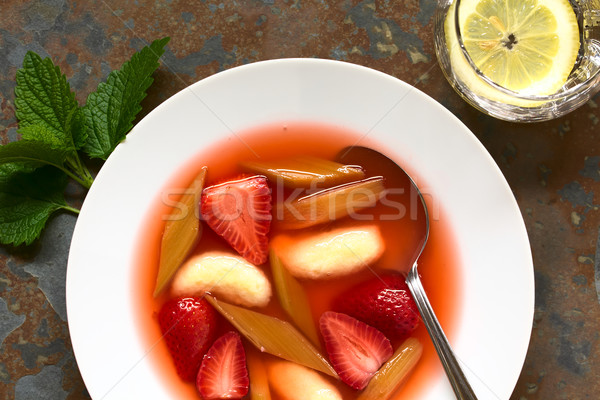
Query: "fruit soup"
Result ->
[[134, 122, 462, 400]]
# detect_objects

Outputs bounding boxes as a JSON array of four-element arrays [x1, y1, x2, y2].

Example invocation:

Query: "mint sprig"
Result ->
[[0, 165, 71, 246], [15, 51, 83, 143], [83, 37, 170, 159], [14, 52, 92, 188], [1, 37, 170, 246]]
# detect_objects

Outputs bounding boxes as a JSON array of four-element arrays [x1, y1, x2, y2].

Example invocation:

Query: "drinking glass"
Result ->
[[434, 0, 600, 122]]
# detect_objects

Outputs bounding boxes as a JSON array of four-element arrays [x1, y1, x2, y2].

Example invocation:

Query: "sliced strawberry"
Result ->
[[196, 331, 249, 399], [201, 175, 272, 265], [319, 311, 392, 390], [333, 273, 419, 340], [158, 297, 218, 382]]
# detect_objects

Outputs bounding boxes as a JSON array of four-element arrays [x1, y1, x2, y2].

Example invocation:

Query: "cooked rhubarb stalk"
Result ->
[[205, 295, 337, 377], [274, 176, 385, 230], [154, 167, 207, 296], [246, 347, 272, 400], [270, 250, 320, 346], [357, 337, 423, 400], [268, 360, 342, 400], [241, 156, 364, 188]]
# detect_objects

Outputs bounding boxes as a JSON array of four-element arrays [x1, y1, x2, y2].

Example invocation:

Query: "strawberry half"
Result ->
[[158, 297, 218, 382], [332, 273, 419, 340], [196, 331, 249, 399], [319, 311, 392, 390], [201, 175, 272, 265]]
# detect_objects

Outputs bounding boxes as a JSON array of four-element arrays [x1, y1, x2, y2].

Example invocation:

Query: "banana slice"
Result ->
[[171, 251, 272, 307], [268, 360, 342, 400], [271, 223, 384, 279]]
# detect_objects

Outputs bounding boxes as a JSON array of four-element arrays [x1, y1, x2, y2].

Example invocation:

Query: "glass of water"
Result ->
[[434, 0, 600, 122]]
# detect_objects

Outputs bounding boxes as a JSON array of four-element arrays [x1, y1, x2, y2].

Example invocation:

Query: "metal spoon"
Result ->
[[337, 146, 477, 400]]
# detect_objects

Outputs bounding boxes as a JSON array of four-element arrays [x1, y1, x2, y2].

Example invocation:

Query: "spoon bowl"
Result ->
[[337, 145, 478, 400]]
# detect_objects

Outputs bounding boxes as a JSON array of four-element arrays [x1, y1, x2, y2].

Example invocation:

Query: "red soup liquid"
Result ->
[[133, 122, 463, 399]]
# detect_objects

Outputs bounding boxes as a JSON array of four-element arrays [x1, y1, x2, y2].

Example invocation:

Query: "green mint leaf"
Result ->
[[0, 165, 69, 246], [16, 124, 94, 189], [19, 123, 69, 151], [20, 108, 86, 153], [0, 139, 70, 170], [69, 107, 87, 150], [82, 37, 170, 159], [15, 52, 81, 151]]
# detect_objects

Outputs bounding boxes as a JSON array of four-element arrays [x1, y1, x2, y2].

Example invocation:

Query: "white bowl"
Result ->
[[67, 59, 534, 399]]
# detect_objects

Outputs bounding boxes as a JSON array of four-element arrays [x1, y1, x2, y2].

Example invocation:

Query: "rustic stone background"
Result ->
[[0, 1, 599, 399]]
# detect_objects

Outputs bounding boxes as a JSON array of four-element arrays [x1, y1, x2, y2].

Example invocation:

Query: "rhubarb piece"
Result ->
[[274, 176, 385, 230], [270, 250, 320, 346], [171, 251, 272, 308], [201, 175, 272, 265], [333, 273, 419, 340], [196, 331, 249, 399], [357, 337, 423, 400], [246, 347, 272, 400], [320, 311, 393, 390], [158, 297, 218, 382], [154, 167, 206, 296], [271, 223, 384, 280], [206, 295, 337, 377], [267, 360, 342, 400], [241, 156, 364, 188]]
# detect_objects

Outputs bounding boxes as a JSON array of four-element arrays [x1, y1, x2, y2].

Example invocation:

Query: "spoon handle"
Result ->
[[406, 264, 478, 400]]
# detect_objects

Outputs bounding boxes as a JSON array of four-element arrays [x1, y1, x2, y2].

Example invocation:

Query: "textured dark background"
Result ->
[[0, 0, 599, 399]]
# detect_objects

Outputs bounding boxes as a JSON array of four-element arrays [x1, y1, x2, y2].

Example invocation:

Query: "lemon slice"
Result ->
[[445, 0, 580, 103]]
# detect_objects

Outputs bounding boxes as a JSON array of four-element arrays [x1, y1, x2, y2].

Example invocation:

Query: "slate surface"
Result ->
[[0, 1, 598, 399]]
